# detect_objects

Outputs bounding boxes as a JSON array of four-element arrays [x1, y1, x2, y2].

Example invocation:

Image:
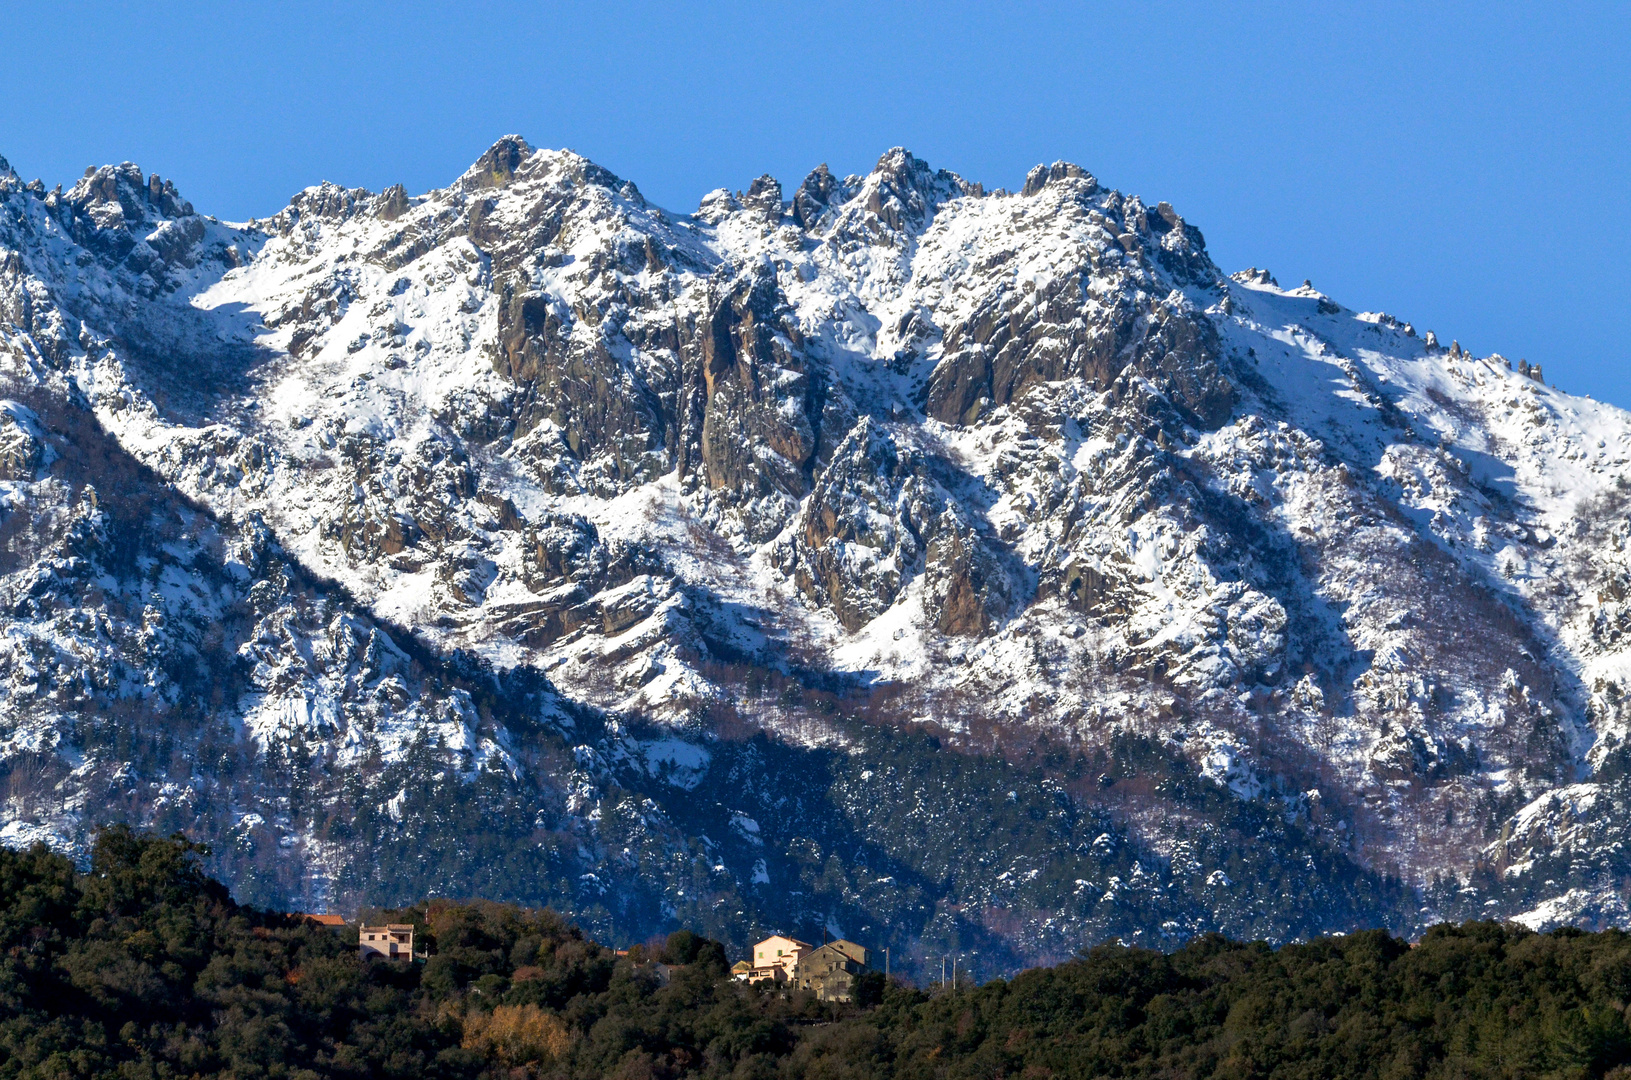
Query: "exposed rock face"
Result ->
[[6, 137, 1631, 973], [791, 164, 840, 230], [788, 416, 1010, 636], [791, 417, 928, 630], [699, 264, 822, 539], [0, 401, 43, 480], [923, 511, 1007, 636], [924, 172, 1231, 428]]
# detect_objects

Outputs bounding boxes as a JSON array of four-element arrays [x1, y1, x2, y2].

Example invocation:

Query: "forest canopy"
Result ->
[[4, 829, 1631, 1080]]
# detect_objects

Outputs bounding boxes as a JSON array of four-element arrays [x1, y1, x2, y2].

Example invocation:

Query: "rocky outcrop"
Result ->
[[462, 134, 530, 191], [790, 418, 927, 629], [0, 400, 43, 480], [923, 511, 1009, 636], [788, 417, 1011, 635], [856, 148, 978, 237], [925, 176, 1232, 429], [697, 264, 823, 540], [792, 164, 843, 231], [494, 283, 670, 493]]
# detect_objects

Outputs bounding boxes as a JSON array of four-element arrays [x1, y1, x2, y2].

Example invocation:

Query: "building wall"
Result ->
[[358, 924, 414, 962], [794, 942, 870, 1001], [751, 936, 809, 980]]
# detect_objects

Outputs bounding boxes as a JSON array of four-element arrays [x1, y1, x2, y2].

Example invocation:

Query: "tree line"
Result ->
[[4, 828, 1631, 1079]]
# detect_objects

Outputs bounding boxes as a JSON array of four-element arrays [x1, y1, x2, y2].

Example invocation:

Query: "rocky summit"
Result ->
[[2, 137, 1629, 979]]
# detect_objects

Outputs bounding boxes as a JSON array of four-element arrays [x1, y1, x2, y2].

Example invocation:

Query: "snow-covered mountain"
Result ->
[[3, 137, 1629, 975]]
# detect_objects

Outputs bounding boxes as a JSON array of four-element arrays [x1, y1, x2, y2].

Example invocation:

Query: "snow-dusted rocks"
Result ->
[[0, 400, 44, 480], [6, 136, 1631, 969]]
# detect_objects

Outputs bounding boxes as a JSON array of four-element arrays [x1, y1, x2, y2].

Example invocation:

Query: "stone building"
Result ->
[[794, 940, 872, 1002]]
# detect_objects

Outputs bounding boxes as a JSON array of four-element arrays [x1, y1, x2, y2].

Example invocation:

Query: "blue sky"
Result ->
[[3, 2, 1628, 404]]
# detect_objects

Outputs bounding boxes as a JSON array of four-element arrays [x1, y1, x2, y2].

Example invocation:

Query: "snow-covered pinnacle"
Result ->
[[1021, 160, 1096, 197], [462, 134, 533, 190]]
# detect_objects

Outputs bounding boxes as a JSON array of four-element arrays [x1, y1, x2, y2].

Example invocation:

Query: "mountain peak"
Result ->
[[460, 133, 532, 190], [66, 161, 194, 222], [867, 147, 979, 198], [1021, 160, 1097, 197], [846, 147, 978, 236]]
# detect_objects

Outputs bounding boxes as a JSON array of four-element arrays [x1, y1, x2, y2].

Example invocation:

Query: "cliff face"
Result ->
[[2, 139, 1628, 977]]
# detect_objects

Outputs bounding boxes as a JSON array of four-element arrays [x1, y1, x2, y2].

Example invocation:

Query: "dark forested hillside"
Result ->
[[6, 831, 1631, 1080]]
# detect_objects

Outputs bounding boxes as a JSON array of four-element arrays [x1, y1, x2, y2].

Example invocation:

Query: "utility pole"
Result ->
[[884, 947, 889, 980], [952, 955, 957, 993]]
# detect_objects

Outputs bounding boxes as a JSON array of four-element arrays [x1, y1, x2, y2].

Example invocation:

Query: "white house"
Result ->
[[746, 934, 810, 983]]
